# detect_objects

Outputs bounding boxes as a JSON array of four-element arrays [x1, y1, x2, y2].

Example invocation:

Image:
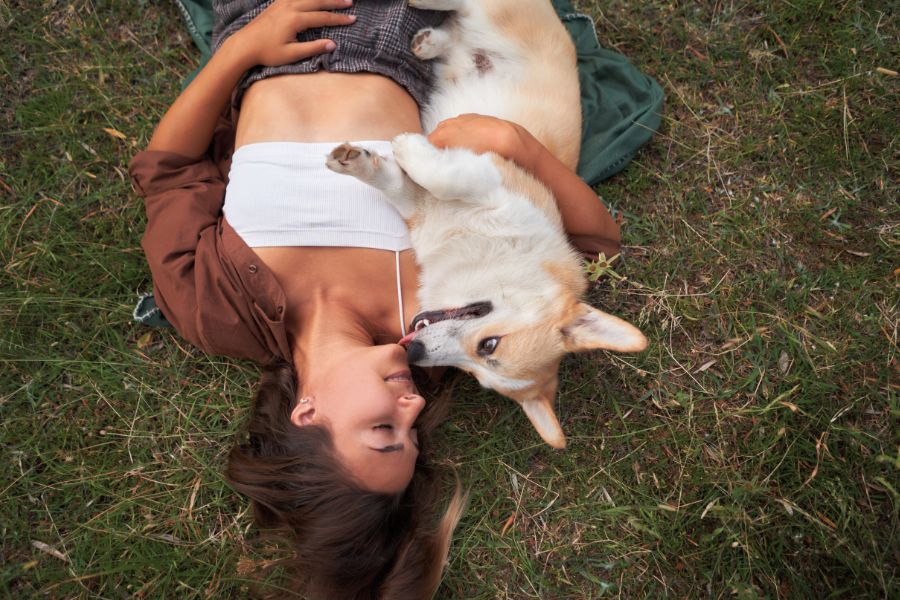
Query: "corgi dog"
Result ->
[[326, 0, 647, 448]]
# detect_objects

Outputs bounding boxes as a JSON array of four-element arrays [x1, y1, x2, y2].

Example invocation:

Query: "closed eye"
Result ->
[[370, 425, 419, 451], [373, 444, 404, 453]]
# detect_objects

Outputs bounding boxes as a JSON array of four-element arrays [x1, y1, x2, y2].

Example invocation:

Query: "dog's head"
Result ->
[[402, 298, 647, 448]]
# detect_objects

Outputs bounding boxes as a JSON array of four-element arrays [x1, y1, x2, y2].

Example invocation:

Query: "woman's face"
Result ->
[[296, 343, 425, 493]]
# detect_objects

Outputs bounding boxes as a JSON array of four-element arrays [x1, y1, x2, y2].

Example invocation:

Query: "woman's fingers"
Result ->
[[237, 0, 357, 67], [293, 10, 356, 31], [283, 39, 338, 62], [428, 126, 459, 149], [286, 0, 353, 11], [291, 0, 353, 10], [281, 10, 354, 62]]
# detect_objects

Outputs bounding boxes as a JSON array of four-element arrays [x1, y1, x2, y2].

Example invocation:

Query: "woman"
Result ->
[[129, 0, 620, 597]]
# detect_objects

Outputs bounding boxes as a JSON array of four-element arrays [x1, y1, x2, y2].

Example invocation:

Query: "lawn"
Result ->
[[1, 1, 897, 598]]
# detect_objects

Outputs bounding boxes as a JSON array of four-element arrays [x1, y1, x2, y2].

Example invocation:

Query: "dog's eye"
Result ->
[[477, 337, 500, 356]]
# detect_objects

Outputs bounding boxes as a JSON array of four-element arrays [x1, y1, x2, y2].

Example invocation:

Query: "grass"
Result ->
[[1, 0, 897, 598]]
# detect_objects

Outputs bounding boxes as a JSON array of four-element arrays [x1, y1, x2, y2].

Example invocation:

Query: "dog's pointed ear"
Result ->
[[521, 397, 566, 448], [517, 378, 566, 449], [562, 303, 647, 353]]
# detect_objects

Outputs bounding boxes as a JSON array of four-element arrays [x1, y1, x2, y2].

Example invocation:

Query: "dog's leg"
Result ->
[[411, 27, 453, 60], [392, 133, 501, 201], [325, 144, 421, 219]]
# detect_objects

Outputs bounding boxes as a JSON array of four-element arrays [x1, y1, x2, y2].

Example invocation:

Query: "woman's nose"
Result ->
[[387, 343, 410, 362]]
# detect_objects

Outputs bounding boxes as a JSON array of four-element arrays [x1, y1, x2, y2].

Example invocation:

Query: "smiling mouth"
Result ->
[[385, 370, 413, 382], [399, 301, 493, 346]]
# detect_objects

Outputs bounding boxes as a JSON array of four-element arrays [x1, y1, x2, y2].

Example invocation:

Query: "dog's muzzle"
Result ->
[[409, 301, 493, 332]]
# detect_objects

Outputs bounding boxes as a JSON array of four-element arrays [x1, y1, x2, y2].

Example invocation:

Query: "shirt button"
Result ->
[[248, 264, 258, 274]]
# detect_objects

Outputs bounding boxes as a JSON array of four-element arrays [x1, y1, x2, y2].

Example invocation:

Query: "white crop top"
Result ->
[[223, 141, 412, 251]]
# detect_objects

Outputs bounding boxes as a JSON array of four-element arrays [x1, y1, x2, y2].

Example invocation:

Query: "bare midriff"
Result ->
[[234, 72, 422, 341], [236, 71, 422, 147]]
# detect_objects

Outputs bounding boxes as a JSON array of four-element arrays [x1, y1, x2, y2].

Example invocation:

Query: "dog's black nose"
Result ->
[[406, 340, 426, 364]]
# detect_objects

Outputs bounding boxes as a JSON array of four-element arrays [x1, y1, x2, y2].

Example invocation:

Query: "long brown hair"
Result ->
[[226, 361, 465, 599]]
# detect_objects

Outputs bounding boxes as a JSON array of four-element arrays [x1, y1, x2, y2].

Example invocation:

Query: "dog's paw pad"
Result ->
[[329, 143, 365, 164], [326, 143, 377, 175]]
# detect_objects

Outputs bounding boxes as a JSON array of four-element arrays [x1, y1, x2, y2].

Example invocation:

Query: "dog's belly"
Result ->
[[417, 0, 581, 165], [421, 77, 525, 131], [409, 196, 578, 312]]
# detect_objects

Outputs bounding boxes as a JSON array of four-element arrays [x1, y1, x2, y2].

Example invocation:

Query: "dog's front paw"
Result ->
[[391, 133, 435, 170], [392, 133, 501, 201], [326, 143, 380, 180]]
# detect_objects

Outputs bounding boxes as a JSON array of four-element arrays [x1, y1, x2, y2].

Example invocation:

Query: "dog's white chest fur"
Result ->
[[400, 153, 578, 313]]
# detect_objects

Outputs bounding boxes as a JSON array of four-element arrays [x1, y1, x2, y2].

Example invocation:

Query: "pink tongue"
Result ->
[[399, 329, 419, 346]]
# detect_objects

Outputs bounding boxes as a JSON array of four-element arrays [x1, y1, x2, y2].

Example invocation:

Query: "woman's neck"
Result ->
[[291, 292, 376, 382], [252, 246, 421, 349]]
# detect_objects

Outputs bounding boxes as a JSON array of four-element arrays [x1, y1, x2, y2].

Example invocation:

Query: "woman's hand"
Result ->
[[427, 114, 542, 171], [149, 0, 354, 156], [227, 0, 357, 69]]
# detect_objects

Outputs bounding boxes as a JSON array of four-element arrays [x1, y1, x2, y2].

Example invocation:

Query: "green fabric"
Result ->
[[174, 0, 213, 86], [171, 0, 662, 184], [553, 0, 664, 182]]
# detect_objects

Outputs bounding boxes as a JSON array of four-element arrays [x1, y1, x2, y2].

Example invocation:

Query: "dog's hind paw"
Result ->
[[411, 27, 450, 60], [326, 143, 380, 180]]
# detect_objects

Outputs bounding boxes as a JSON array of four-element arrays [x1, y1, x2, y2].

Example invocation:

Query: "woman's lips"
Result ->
[[385, 370, 413, 382]]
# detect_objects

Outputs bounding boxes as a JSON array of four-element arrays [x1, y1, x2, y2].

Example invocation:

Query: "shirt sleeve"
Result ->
[[129, 147, 275, 363], [568, 234, 622, 261]]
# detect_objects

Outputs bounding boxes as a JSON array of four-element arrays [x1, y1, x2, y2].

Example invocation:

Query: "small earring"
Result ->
[[299, 396, 312, 405]]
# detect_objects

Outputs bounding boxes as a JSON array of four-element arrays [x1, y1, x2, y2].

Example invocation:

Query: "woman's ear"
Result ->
[[290, 397, 316, 427]]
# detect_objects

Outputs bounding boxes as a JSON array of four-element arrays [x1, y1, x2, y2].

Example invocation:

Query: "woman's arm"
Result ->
[[132, 0, 356, 360], [148, 0, 355, 158], [428, 114, 620, 245]]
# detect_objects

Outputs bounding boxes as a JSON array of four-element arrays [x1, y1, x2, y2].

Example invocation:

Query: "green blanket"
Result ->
[[134, 0, 663, 328]]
